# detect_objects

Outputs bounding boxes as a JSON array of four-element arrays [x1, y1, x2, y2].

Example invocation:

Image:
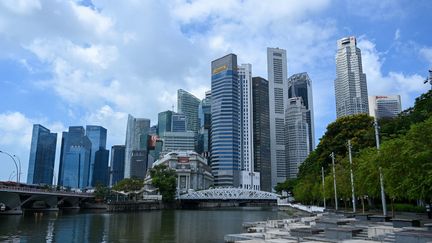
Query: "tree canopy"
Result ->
[[150, 164, 177, 203]]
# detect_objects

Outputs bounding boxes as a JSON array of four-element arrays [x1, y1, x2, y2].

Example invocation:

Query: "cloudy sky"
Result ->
[[0, 0, 431, 182]]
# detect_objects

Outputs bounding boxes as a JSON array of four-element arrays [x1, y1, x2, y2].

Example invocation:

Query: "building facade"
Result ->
[[368, 95, 402, 119], [157, 110, 173, 136], [335, 36, 369, 118], [27, 124, 57, 185], [238, 64, 260, 190], [211, 54, 240, 187], [161, 131, 196, 152], [252, 77, 272, 192], [124, 114, 150, 179], [267, 47, 288, 187], [288, 72, 315, 153], [110, 145, 125, 186], [85, 125, 108, 186], [58, 126, 92, 188], [285, 97, 310, 179], [172, 113, 187, 132], [151, 151, 213, 194], [177, 89, 200, 133], [197, 91, 211, 161]]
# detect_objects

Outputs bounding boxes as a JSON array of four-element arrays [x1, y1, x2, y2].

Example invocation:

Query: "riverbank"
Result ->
[[225, 206, 432, 242]]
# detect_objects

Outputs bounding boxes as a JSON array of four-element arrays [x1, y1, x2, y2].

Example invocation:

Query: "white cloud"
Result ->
[[0, 0, 41, 15], [394, 29, 401, 41], [359, 38, 428, 109]]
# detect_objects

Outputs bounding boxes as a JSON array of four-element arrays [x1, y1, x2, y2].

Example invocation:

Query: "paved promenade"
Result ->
[[225, 205, 432, 243]]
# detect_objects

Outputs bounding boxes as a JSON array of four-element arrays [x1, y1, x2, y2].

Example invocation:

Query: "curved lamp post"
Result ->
[[13, 155, 22, 183], [0, 150, 19, 183]]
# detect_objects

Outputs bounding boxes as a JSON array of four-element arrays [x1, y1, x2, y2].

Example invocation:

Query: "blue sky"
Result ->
[[0, 0, 431, 182]]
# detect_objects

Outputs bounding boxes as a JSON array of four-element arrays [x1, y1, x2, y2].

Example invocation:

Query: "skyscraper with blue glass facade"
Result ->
[[172, 113, 187, 132], [58, 126, 92, 188], [210, 54, 240, 187], [27, 124, 57, 185], [124, 114, 150, 179], [110, 145, 125, 186], [177, 89, 200, 133], [86, 125, 109, 186]]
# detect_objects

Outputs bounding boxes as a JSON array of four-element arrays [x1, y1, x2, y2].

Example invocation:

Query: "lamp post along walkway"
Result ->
[[331, 152, 338, 211], [0, 150, 20, 183], [374, 117, 387, 216], [348, 140, 356, 213]]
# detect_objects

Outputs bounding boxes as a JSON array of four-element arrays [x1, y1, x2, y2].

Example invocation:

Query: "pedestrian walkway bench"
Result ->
[[355, 214, 372, 221], [325, 227, 363, 240], [391, 218, 420, 228], [290, 227, 323, 237], [368, 215, 392, 222], [316, 219, 351, 228]]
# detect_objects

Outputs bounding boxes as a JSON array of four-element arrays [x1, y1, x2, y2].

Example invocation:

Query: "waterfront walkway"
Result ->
[[225, 207, 432, 242]]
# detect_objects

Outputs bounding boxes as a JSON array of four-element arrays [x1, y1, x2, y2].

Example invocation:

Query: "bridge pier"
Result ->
[[0, 191, 23, 215]]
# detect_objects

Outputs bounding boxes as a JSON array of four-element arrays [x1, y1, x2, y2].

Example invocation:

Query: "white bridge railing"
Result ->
[[178, 187, 279, 200]]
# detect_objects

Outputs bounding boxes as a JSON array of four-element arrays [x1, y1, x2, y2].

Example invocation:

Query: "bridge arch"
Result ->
[[178, 187, 279, 201]]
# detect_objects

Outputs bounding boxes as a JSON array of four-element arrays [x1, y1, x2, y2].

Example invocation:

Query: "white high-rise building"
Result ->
[[238, 64, 260, 190], [335, 36, 369, 118], [368, 95, 402, 119], [267, 47, 288, 188], [285, 97, 309, 179]]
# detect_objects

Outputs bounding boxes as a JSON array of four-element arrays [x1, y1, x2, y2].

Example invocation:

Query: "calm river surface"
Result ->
[[0, 208, 291, 242]]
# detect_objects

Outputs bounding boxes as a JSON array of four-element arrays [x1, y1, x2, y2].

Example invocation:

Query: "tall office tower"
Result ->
[[238, 64, 260, 190], [285, 97, 310, 179], [368, 95, 402, 119], [157, 110, 173, 136], [110, 145, 125, 186], [27, 124, 57, 185], [288, 72, 315, 153], [335, 36, 369, 118], [58, 126, 92, 188], [211, 54, 240, 187], [172, 113, 187, 132], [178, 89, 200, 132], [161, 131, 196, 152], [124, 114, 150, 179], [198, 91, 211, 161], [252, 77, 271, 192], [267, 47, 288, 188], [86, 125, 108, 186]]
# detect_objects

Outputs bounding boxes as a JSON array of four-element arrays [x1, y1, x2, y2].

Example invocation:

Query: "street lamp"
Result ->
[[374, 117, 387, 216], [0, 150, 19, 183], [13, 155, 22, 183]]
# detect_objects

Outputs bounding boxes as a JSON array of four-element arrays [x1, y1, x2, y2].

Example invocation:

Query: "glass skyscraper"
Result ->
[[110, 145, 125, 186], [285, 97, 309, 179], [172, 113, 187, 132], [252, 77, 271, 192], [124, 114, 150, 179], [210, 53, 240, 187], [58, 126, 92, 188], [27, 124, 57, 185], [267, 47, 288, 187], [288, 72, 315, 153], [86, 125, 109, 186], [177, 89, 200, 132], [157, 110, 173, 136], [335, 36, 369, 118], [198, 91, 211, 161]]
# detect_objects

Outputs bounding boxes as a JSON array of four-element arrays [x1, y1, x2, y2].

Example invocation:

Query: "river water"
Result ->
[[0, 208, 291, 242]]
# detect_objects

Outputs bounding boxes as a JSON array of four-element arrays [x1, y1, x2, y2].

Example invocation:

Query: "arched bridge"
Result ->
[[178, 187, 279, 201]]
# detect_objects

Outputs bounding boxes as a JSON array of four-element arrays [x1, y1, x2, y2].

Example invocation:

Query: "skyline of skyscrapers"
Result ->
[[27, 124, 57, 185], [267, 47, 288, 188], [211, 53, 241, 187], [335, 36, 369, 118]]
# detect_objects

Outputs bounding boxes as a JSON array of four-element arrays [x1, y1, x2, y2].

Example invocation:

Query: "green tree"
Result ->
[[150, 164, 177, 203], [95, 183, 110, 201], [112, 178, 144, 192], [274, 178, 297, 194]]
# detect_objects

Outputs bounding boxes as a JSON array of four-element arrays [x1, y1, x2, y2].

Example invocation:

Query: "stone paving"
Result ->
[[224, 209, 432, 243]]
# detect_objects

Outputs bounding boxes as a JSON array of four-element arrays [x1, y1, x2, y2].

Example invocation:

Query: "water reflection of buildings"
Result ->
[[150, 151, 214, 194]]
